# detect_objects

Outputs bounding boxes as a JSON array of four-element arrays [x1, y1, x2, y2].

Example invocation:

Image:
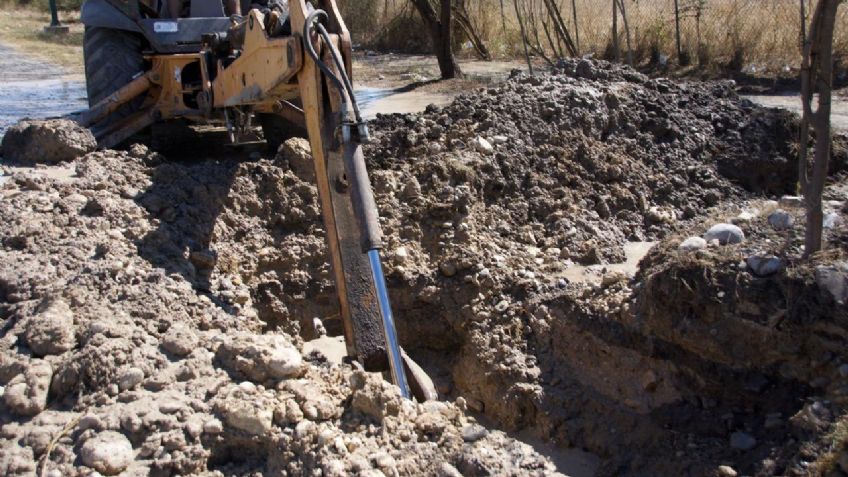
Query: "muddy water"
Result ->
[[560, 241, 657, 285], [744, 93, 848, 130], [356, 87, 454, 118], [0, 44, 87, 139]]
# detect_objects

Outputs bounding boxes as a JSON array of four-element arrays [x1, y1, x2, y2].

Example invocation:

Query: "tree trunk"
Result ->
[[617, 0, 633, 65], [571, 0, 580, 54], [799, 0, 842, 256], [612, 0, 620, 62], [513, 0, 534, 75], [410, 0, 463, 79]]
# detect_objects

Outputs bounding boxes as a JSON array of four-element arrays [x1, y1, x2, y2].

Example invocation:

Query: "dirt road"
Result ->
[[0, 43, 86, 137]]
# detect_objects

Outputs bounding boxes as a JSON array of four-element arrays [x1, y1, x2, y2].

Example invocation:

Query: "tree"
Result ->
[[410, 0, 463, 79], [798, 0, 843, 256]]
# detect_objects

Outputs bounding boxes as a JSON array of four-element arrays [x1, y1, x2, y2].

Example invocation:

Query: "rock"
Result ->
[[189, 250, 216, 269], [161, 324, 197, 357], [473, 137, 494, 154], [816, 265, 848, 305], [223, 401, 274, 435], [729, 431, 757, 450], [679, 236, 707, 252], [492, 135, 508, 144], [824, 212, 841, 229], [779, 195, 804, 208], [3, 360, 52, 416], [461, 424, 488, 442], [216, 333, 303, 382], [79, 431, 134, 475], [118, 367, 144, 391], [601, 271, 627, 287], [278, 137, 314, 182], [1, 118, 96, 164], [203, 418, 223, 434], [733, 211, 757, 223], [746, 256, 784, 277], [703, 224, 744, 245], [402, 176, 422, 200], [25, 297, 76, 356], [767, 210, 795, 230], [718, 465, 738, 477], [439, 260, 457, 277], [437, 462, 464, 477]]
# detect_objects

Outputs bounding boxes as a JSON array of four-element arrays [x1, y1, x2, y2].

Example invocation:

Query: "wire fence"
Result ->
[[341, 0, 848, 72]]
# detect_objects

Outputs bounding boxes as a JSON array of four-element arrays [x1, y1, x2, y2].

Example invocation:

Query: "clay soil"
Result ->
[[1, 59, 848, 477]]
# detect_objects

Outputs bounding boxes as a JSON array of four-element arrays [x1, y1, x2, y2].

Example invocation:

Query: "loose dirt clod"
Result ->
[[1, 118, 96, 164]]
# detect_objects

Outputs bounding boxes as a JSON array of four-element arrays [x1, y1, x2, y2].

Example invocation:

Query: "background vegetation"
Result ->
[[339, 0, 848, 73]]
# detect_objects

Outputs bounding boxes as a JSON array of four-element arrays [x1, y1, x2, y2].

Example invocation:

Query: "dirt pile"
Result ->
[[1, 59, 846, 476], [1, 119, 97, 165], [0, 149, 564, 477]]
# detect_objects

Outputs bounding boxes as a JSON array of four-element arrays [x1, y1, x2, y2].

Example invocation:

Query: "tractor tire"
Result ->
[[83, 27, 146, 128], [258, 112, 307, 152]]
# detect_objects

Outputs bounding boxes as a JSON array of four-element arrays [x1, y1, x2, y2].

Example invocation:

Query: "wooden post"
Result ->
[[674, 0, 683, 60], [612, 0, 620, 62]]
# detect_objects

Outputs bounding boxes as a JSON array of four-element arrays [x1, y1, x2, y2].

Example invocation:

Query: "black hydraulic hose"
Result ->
[[303, 10, 346, 104], [302, 9, 363, 122]]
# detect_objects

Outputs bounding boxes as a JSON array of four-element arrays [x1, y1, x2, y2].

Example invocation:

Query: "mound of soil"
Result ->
[[1, 59, 846, 476], [1, 119, 96, 165]]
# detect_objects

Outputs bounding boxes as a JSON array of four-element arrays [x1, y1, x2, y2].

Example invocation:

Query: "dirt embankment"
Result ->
[[0, 59, 847, 476]]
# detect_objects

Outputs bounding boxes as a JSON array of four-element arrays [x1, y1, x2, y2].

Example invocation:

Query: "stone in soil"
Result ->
[[703, 223, 745, 245], [79, 431, 134, 475]]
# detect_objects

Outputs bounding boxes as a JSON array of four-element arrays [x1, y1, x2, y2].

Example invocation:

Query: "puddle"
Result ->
[[560, 241, 657, 285], [355, 87, 454, 118], [0, 44, 87, 139], [744, 93, 848, 131]]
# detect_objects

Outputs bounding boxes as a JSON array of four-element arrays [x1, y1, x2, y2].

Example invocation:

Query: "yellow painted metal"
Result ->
[[211, 10, 303, 107]]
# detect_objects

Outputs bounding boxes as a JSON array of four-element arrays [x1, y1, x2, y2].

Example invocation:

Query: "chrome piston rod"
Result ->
[[368, 250, 411, 398]]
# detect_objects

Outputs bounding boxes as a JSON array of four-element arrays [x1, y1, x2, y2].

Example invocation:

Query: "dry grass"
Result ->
[[0, 4, 84, 73], [341, 0, 848, 73]]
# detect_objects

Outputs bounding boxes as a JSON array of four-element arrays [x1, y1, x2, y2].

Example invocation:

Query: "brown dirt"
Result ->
[[1, 59, 847, 476]]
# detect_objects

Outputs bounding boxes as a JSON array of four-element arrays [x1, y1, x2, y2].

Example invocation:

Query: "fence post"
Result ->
[[571, 0, 580, 54], [44, 0, 69, 34], [674, 0, 682, 60], [612, 0, 620, 62]]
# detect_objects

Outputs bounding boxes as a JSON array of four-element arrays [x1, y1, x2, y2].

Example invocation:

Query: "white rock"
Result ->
[[746, 256, 784, 277], [679, 236, 707, 252], [79, 431, 134, 475], [779, 195, 804, 208], [824, 212, 841, 229], [492, 135, 508, 144], [224, 402, 274, 435], [473, 137, 494, 154], [161, 324, 197, 357], [767, 210, 795, 230], [216, 333, 303, 382], [203, 418, 223, 434], [703, 224, 744, 245], [718, 465, 738, 477], [3, 359, 52, 416], [816, 265, 848, 305], [118, 367, 144, 391], [25, 297, 76, 357], [734, 211, 757, 223]]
